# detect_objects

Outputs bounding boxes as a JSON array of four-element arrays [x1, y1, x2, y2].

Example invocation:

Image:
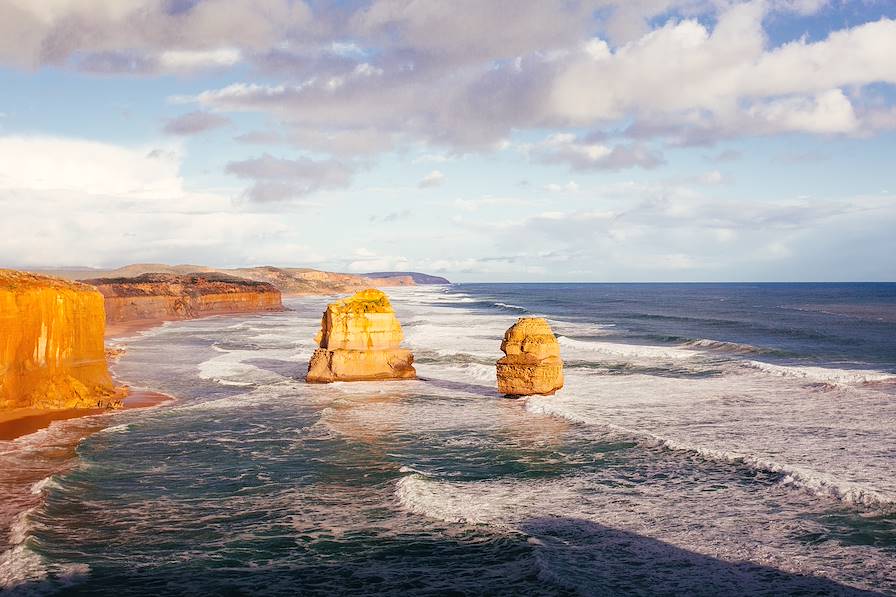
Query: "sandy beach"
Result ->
[[0, 389, 174, 442], [105, 318, 168, 339], [0, 318, 171, 442]]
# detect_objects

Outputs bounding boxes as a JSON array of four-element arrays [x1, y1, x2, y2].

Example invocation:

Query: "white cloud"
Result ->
[[530, 133, 665, 170], [0, 134, 325, 267], [0, 135, 184, 198], [551, 8, 896, 138], [544, 181, 579, 193], [158, 48, 242, 70], [0, 0, 311, 72], [418, 170, 445, 188], [747, 89, 859, 134]]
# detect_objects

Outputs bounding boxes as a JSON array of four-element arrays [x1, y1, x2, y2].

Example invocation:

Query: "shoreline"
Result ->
[[3, 308, 286, 441], [0, 389, 174, 442], [0, 318, 170, 442], [105, 317, 168, 339]]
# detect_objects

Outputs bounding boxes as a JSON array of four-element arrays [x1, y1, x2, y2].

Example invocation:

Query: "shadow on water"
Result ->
[[6, 518, 886, 596], [519, 517, 887, 596]]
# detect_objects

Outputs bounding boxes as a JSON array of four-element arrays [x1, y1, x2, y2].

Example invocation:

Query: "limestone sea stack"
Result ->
[[81, 273, 283, 326], [496, 317, 564, 396], [0, 270, 125, 411], [306, 289, 416, 383]]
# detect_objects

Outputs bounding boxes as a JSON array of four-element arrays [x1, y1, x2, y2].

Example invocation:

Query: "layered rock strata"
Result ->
[[496, 317, 564, 396], [306, 289, 416, 383], [81, 273, 283, 324], [0, 270, 125, 411]]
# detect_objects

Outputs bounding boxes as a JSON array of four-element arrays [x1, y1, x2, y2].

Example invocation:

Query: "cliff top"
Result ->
[[80, 272, 279, 297], [0, 269, 96, 292], [330, 289, 394, 314], [22, 264, 441, 295]]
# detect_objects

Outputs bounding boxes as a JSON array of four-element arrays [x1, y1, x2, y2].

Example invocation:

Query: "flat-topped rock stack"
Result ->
[[306, 289, 416, 383], [496, 317, 564, 396], [0, 269, 125, 412]]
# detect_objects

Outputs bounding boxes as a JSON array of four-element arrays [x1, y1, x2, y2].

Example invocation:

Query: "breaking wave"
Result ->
[[744, 361, 896, 384], [525, 398, 895, 511], [557, 336, 699, 360]]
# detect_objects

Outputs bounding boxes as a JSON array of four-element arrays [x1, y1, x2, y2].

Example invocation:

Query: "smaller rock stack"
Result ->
[[496, 317, 564, 396], [306, 289, 416, 383]]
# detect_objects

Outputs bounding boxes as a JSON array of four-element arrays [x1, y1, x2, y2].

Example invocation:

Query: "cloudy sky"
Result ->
[[1, 0, 894, 281]]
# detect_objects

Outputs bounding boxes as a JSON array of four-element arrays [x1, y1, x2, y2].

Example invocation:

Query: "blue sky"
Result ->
[[0, 0, 894, 281]]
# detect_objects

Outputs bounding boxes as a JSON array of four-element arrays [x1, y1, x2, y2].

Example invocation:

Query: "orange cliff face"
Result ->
[[80, 273, 284, 325], [0, 270, 125, 411], [306, 289, 416, 383]]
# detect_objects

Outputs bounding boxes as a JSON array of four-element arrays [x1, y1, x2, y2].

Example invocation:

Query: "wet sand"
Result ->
[[0, 390, 173, 441], [105, 318, 167, 339], [2, 310, 277, 441]]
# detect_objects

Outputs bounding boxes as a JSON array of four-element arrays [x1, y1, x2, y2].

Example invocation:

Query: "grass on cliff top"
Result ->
[[333, 289, 393, 313], [0, 269, 94, 292]]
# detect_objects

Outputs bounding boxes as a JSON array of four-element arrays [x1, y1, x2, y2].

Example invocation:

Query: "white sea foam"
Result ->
[[744, 360, 895, 384], [526, 372, 896, 511], [557, 336, 699, 360], [97, 423, 131, 435], [0, 506, 90, 594], [29, 477, 59, 496], [684, 338, 768, 354], [493, 302, 527, 311], [395, 473, 896, 594], [546, 319, 614, 337]]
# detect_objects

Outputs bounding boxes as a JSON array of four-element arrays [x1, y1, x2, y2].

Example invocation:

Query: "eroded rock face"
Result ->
[[496, 317, 564, 396], [0, 270, 125, 411], [306, 289, 416, 383], [81, 273, 283, 324]]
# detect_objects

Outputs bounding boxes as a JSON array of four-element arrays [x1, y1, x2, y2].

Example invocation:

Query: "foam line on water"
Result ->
[[744, 360, 895, 384], [557, 336, 700, 360], [683, 338, 770, 355], [526, 397, 895, 511]]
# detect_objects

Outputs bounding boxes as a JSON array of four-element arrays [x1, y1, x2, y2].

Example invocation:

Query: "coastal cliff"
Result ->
[[306, 289, 416, 383], [0, 270, 124, 411], [496, 317, 564, 396], [81, 273, 283, 325], [227, 267, 414, 296], [36, 264, 443, 296]]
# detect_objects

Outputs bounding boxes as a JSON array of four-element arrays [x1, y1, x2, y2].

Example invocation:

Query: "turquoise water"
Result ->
[[2, 284, 895, 595]]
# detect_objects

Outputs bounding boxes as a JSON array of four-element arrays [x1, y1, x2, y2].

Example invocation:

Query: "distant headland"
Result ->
[[24, 263, 450, 295]]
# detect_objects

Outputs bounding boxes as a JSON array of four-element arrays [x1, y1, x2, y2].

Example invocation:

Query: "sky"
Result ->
[[0, 0, 895, 282]]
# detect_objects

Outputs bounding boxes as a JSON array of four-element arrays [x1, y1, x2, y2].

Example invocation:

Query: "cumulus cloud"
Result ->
[[3, 1, 895, 154], [180, 2, 896, 159], [530, 133, 665, 171], [0, 0, 312, 72], [418, 170, 445, 188], [0, 134, 327, 267], [2, 1, 895, 281], [0, 135, 185, 198], [225, 153, 356, 201], [163, 111, 231, 135]]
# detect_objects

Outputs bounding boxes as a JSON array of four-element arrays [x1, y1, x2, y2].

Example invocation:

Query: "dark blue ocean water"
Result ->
[[1, 284, 894, 596], [456, 283, 896, 370]]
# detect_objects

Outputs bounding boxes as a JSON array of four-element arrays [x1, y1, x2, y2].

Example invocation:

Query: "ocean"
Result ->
[[1, 283, 895, 595]]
